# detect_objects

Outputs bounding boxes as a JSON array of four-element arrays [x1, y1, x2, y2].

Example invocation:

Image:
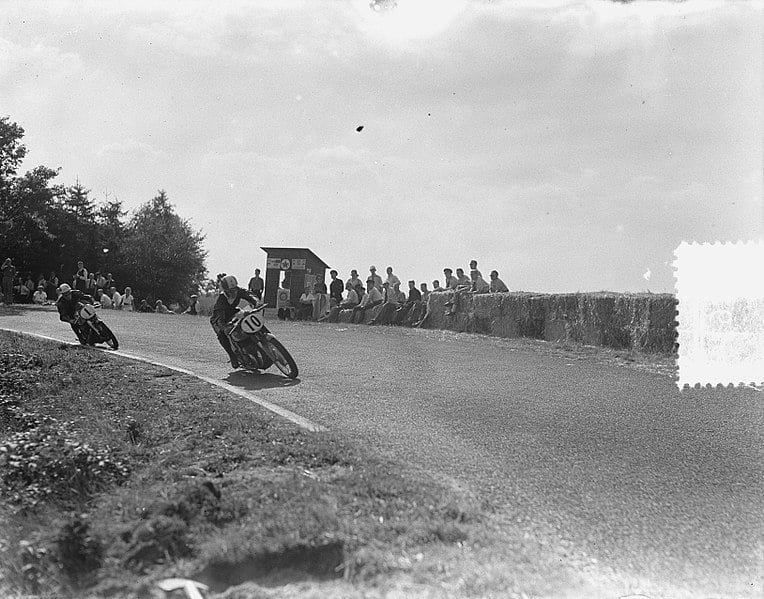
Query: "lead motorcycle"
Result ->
[[227, 305, 298, 378], [74, 302, 119, 349]]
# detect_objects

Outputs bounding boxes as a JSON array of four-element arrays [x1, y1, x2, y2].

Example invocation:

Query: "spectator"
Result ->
[[394, 280, 423, 325], [347, 269, 364, 290], [409, 282, 430, 326], [385, 266, 401, 289], [2, 258, 16, 304], [137, 299, 152, 313], [445, 269, 474, 316], [442, 269, 458, 290], [73, 261, 88, 292], [248, 268, 264, 301], [455, 268, 471, 288], [123, 287, 135, 311], [328, 270, 344, 307], [33, 285, 47, 305], [297, 285, 315, 320], [85, 272, 97, 294], [183, 294, 199, 315], [95, 271, 107, 292], [489, 270, 510, 293], [368, 266, 383, 290], [155, 300, 174, 314], [351, 279, 383, 324], [277, 279, 293, 320], [36, 273, 47, 291], [45, 271, 59, 301], [111, 286, 123, 309], [353, 282, 366, 305], [98, 289, 112, 309], [16, 277, 30, 303], [320, 281, 359, 323], [369, 281, 405, 325], [432, 280, 442, 291], [104, 273, 115, 291], [469, 260, 483, 286], [312, 277, 329, 321], [471, 270, 490, 293]]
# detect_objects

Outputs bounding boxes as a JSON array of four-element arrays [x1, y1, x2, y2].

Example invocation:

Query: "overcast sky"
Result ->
[[1, 0, 761, 293]]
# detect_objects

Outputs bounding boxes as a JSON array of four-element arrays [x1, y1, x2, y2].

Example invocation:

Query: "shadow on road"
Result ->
[[224, 369, 301, 391]]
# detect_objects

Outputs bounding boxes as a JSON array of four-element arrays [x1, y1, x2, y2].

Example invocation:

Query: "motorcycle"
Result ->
[[227, 305, 298, 378], [74, 302, 119, 349]]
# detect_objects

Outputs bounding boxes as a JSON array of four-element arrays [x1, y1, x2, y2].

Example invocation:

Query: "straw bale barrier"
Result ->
[[422, 291, 677, 353]]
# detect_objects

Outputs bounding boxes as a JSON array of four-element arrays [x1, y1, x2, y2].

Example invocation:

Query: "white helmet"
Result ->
[[58, 283, 72, 294], [220, 275, 238, 292]]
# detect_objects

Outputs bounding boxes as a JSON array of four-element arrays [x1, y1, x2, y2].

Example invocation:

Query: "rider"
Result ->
[[55, 283, 94, 343], [210, 274, 260, 369]]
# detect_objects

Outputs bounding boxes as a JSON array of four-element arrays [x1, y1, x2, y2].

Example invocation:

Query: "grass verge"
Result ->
[[0, 330, 598, 599]]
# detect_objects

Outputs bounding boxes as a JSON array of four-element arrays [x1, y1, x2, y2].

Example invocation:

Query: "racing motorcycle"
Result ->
[[74, 303, 119, 349], [227, 305, 298, 378]]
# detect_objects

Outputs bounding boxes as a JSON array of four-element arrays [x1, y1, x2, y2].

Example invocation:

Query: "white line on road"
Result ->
[[2, 329, 326, 433]]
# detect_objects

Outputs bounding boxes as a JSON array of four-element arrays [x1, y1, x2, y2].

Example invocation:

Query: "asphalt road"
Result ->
[[2, 305, 762, 597]]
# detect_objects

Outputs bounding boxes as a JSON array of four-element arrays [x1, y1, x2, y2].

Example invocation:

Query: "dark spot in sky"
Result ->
[[356, 125, 364, 132], [428, 113, 431, 116]]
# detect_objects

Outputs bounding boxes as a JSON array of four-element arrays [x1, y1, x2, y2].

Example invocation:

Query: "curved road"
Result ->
[[2, 305, 761, 597]]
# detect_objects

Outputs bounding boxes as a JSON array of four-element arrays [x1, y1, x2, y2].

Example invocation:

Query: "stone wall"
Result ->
[[336, 292, 677, 353]]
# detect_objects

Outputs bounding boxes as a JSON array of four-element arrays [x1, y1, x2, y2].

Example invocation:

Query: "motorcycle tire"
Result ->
[[96, 322, 119, 350], [263, 337, 298, 379]]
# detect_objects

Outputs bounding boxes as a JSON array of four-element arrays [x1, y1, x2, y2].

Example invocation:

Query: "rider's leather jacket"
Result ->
[[56, 290, 93, 323], [210, 286, 259, 332]]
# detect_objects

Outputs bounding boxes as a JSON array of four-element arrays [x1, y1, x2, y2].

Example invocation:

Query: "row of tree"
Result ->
[[0, 116, 208, 305]]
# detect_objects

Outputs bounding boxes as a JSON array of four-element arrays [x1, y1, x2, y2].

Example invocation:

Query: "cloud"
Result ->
[[97, 139, 168, 160]]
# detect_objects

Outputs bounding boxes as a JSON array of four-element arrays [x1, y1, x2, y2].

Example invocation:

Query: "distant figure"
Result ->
[[111, 286, 123, 309], [369, 281, 405, 325], [455, 268, 471, 288], [489, 270, 509, 293], [298, 285, 315, 320], [347, 269, 364, 290], [99, 289, 112, 309], [368, 265, 383, 290], [443, 268, 458, 290], [73, 261, 88, 292], [123, 287, 135, 311], [385, 266, 401, 289], [393, 280, 423, 325], [351, 279, 383, 324], [137, 299, 152, 313], [320, 281, 358, 323], [2, 258, 16, 304], [183, 294, 199, 315], [312, 277, 329, 321], [328, 270, 344, 308], [155, 300, 174, 314], [33, 285, 47, 305], [45, 271, 59, 301], [431, 280, 441, 292], [470, 270, 490, 293], [248, 268, 264, 300], [277, 280, 292, 320]]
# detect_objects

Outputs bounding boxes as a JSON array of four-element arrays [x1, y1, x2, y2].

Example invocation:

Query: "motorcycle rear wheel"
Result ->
[[264, 338, 298, 379], [97, 322, 119, 350]]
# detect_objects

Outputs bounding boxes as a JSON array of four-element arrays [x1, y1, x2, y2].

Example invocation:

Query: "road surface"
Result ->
[[1, 304, 761, 597]]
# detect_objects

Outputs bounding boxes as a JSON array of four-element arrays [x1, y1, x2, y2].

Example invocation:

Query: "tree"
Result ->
[[122, 191, 207, 303]]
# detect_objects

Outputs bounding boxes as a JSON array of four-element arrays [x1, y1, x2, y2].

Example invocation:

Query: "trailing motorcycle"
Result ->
[[74, 303, 119, 349], [227, 305, 298, 378]]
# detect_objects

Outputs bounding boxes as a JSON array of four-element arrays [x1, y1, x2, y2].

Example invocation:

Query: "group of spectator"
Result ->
[[278, 260, 509, 327]]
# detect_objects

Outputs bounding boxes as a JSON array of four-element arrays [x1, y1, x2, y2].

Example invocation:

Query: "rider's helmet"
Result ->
[[220, 275, 238, 293], [58, 283, 72, 295]]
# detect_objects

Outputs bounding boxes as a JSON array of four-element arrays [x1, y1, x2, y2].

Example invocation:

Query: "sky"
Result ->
[[1, 0, 761, 293]]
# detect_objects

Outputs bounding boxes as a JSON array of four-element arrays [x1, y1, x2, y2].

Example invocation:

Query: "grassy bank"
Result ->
[[0, 331, 596, 599]]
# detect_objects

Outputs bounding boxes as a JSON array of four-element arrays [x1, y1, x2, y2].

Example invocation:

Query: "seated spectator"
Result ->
[[183, 294, 199, 315], [99, 289, 113, 309], [408, 282, 430, 325], [351, 279, 383, 324], [442, 269, 458, 290], [385, 266, 401, 289], [155, 300, 174, 314], [297, 285, 315, 320], [16, 277, 30, 303], [110, 286, 123, 309], [455, 268, 471, 288], [328, 270, 344, 308], [489, 270, 510, 293], [369, 282, 406, 325], [393, 280, 423, 325], [347, 269, 363, 290], [123, 287, 135, 311], [469, 260, 483, 287], [33, 285, 47, 305], [319, 281, 358, 323], [432, 280, 442, 292], [312, 277, 329, 321], [137, 299, 152, 313], [470, 270, 490, 293]]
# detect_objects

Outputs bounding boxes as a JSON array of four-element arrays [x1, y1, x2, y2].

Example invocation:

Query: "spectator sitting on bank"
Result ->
[[319, 281, 358, 323], [470, 270, 490, 293], [98, 288, 113, 309], [298, 285, 315, 320], [444, 268, 473, 316], [368, 281, 405, 325], [155, 299, 174, 314], [385, 266, 401, 289], [351, 279, 383, 324], [469, 260, 483, 286], [394, 280, 423, 325], [110, 286, 123, 309], [183, 294, 199, 315], [368, 265, 383, 290], [328, 270, 344, 308], [137, 299, 152, 313], [347, 269, 364, 291], [443, 268, 458, 290], [409, 282, 429, 325], [455, 268, 471, 288], [489, 270, 510, 293], [313, 278, 329, 321], [16, 277, 31, 303], [33, 285, 48, 305], [123, 287, 135, 311]]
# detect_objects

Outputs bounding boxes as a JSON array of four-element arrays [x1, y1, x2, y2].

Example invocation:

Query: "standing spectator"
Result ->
[[469, 260, 483, 287], [320, 281, 358, 323], [351, 279, 383, 324], [347, 269, 364, 290], [489, 270, 510, 293], [384, 266, 401, 289], [183, 294, 199, 315], [33, 285, 47, 305], [73, 261, 88, 292], [104, 273, 115, 291], [123, 287, 135, 311], [111, 286, 123, 309], [328, 270, 344, 307], [45, 271, 59, 301], [1, 259, 16, 304], [95, 271, 107, 293], [368, 266, 383, 290], [248, 268, 264, 300]]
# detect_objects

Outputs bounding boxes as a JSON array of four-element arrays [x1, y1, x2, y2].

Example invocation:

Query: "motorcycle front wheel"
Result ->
[[263, 338, 298, 379], [96, 322, 119, 350]]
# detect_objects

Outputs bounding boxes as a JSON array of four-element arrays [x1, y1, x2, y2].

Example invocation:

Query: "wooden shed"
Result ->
[[260, 247, 331, 309]]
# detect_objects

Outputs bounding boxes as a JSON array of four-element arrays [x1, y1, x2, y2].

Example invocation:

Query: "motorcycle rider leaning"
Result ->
[[56, 283, 94, 344], [210, 274, 260, 369]]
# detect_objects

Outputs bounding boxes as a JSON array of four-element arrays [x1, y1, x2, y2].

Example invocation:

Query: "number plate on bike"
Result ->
[[241, 312, 264, 333], [79, 304, 96, 319]]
